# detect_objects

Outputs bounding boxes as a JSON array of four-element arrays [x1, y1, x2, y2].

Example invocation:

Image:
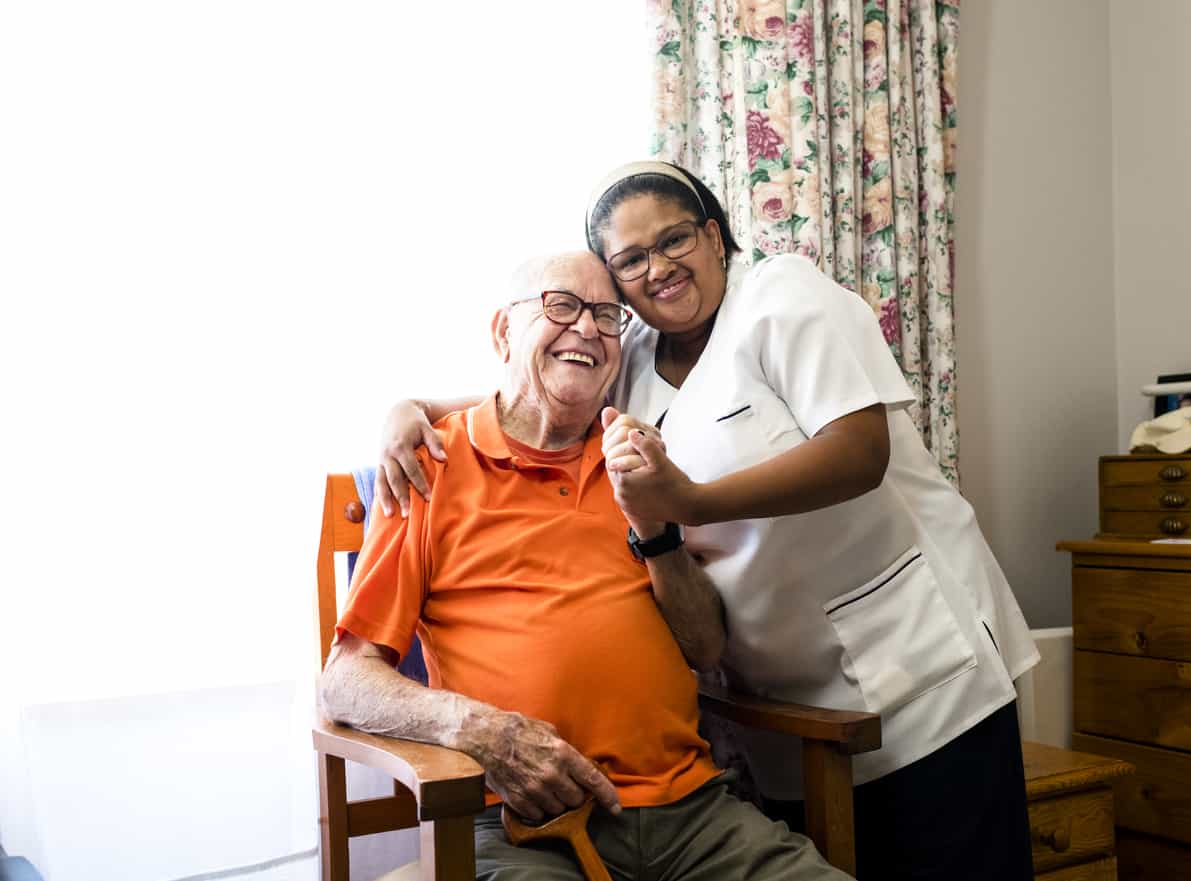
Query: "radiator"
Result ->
[[1015, 627, 1074, 748]]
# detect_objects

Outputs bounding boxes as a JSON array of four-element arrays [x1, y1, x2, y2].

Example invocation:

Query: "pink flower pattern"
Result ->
[[746, 110, 784, 168], [648, 0, 961, 481]]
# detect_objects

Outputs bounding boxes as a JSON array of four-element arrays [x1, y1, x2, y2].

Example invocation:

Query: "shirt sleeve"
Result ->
[[335, 455, 435, 662], [747, 255, 915, 438]]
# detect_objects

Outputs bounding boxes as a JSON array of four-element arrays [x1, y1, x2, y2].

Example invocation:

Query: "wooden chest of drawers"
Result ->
[[1024, 740, 1133, 880], [1099, 454, 1191, 539], [1058, 540, 1191, 880]]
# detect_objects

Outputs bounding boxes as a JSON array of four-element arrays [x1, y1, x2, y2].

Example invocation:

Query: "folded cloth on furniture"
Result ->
[[1130, 406, 1191, 454]]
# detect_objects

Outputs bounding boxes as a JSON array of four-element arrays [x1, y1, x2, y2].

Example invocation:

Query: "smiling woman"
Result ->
[[0, 1, 648, 877]]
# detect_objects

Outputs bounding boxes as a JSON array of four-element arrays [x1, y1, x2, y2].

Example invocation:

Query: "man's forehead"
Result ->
[[542, 259, 617, 302]]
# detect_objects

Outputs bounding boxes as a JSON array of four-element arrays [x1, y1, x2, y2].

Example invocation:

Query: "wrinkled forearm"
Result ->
[[319, 638, 506, 763], [644, 549, 725, 672]]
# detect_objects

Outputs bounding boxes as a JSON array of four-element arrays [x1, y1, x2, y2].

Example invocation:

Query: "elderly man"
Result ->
[[320, 252, 851, 881]]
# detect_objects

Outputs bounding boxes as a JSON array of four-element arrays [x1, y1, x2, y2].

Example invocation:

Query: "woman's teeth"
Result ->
[[657, 277, 688, 297]]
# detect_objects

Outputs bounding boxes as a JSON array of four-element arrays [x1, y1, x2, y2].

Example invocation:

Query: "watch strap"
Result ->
[[627, 522, 684, 560]]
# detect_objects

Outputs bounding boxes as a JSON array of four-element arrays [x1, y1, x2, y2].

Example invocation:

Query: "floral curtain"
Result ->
[[649, 0, 961, 482]]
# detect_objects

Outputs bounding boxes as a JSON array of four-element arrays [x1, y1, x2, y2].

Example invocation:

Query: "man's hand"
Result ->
[[464, 710, 621, 822], [376, 400, 447, 518], [322, 634, 621, 822], [600, 407, 664, 474], [604, 417, 701, 527]]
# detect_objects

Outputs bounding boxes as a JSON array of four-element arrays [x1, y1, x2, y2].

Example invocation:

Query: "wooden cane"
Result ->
[[501, 797, 613, 881]]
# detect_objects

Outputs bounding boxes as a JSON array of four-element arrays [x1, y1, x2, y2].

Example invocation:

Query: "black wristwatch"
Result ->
[[627, 522, 684, 561]]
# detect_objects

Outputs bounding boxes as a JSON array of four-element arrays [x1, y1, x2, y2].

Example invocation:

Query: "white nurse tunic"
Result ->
[[610, 253, 1038, 798]]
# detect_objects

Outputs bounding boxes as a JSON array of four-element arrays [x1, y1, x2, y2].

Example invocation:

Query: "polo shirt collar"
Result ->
[[465, 394, 605, 463]]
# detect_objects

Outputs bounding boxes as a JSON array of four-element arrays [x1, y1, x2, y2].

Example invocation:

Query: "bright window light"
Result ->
[[1, 0, 650, 703]]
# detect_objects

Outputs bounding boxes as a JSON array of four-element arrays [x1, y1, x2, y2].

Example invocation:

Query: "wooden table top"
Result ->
[[1057, 538, 1191, 558], [1023, 740, 1133, 800]]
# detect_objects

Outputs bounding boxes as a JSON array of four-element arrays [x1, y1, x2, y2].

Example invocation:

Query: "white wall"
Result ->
[[954, 0, 1119, 628], [1108, 0, 1191, 449]]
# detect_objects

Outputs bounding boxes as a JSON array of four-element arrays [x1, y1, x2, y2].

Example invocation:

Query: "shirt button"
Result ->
[[559, 487, 569, 496]]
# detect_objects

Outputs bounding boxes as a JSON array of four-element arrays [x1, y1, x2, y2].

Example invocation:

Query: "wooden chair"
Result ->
[[315, 473, 881, 880]]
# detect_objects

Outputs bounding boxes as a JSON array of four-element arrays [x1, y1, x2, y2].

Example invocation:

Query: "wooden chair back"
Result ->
[[315, 473, 485, 881], [316, 474, 367, 670]]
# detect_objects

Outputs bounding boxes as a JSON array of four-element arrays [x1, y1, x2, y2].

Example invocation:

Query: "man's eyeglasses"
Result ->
[[509, 290, 632, 337], [605, 220, 701, 282]]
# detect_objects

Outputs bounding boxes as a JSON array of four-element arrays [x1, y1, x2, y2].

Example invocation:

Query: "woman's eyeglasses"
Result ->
[[606, 221, 700, 282]]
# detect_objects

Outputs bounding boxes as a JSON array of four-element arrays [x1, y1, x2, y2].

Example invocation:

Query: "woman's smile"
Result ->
[[650, 274, 691, 301]]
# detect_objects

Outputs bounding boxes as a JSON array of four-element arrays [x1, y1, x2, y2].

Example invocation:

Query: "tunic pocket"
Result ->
[[824, 546, 977, 715]]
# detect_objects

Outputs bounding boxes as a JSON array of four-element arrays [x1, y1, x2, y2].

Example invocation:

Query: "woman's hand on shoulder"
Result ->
[[376, 400, 447, 518]]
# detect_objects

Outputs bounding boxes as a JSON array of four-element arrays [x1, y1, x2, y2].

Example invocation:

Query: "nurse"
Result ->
[[377, 161, 1039, 881]]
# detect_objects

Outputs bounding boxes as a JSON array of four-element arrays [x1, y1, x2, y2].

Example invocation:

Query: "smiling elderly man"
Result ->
[[320, 252, 852, 881]]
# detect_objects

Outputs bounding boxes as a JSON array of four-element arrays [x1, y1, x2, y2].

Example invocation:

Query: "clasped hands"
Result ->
[[599, 406, 699, 533]]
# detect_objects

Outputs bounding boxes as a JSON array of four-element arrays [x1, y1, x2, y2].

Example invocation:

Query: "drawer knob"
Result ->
[[1034, 823, 1071, 853], [1161, 492, 1188, 508], [1160, 465, 1187, 481], [344, 501, 366, 524], [1162, 518, 1188, 535]]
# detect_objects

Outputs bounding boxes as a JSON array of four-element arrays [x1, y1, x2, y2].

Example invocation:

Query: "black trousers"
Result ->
[[763, 701, 1034, 881]]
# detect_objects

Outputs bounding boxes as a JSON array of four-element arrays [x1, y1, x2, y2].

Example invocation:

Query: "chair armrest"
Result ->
[[313, 716, 486, 820], [698, 681, 881, 755]]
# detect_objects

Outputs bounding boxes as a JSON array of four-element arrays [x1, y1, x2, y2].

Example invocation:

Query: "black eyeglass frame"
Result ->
[[605, 220, 703, 282], [508, 290, 633, 338]]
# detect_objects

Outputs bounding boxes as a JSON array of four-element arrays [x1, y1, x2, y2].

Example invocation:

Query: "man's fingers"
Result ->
[[531, 788, 569, 819], [630, 430, 666, 468], [605, 429, 661, 461], [604, 438, 638, 461], [505, 792, 544, 823], [575, 759, 621, 815], [549, 773, 588, 811], [607, 453, 646, 473]]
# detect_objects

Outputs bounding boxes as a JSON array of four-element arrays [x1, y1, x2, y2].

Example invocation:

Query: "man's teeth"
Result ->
[[556, 352, 595, 366]]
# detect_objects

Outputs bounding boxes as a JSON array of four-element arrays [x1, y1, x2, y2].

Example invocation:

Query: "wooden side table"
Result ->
[[1023, 740, 1133, 880]]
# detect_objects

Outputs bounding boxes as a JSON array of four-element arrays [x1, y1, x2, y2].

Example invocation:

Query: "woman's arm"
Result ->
[[609, 403, 890, 527], [376, 395, 484, 516]]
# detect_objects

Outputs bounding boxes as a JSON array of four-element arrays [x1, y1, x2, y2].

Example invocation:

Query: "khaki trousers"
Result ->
[[474, 772, 853, 881]]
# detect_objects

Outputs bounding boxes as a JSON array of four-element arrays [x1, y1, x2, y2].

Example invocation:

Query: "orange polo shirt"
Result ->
[[337, 395, 718, 808]]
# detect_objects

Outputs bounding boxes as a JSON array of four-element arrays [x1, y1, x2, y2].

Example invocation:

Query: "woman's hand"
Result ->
[[376, 400, 447, 518]]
